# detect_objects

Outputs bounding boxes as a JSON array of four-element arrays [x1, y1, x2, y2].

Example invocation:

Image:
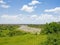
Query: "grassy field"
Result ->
[[0, 34, 47, 45], [0, 22, 60, 45]]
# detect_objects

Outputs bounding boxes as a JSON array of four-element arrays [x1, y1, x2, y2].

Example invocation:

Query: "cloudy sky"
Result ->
[[0, 0, 60, 24]]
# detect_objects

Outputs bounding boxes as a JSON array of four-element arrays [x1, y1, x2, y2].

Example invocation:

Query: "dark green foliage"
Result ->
[[28, 24, 45, 28], [41, 22, 60, 45], [0, 24, 27, 37], [0, 22, 60, 45], [41, 22, 60, 34], [8, 30, 27, 37], [41, 34, 60, 45], [0, 24, 19, 30]]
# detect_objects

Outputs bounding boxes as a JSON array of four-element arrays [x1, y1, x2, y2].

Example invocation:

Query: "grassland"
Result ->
[[0, 22, 60, 45], [0, 34, 47, 45]]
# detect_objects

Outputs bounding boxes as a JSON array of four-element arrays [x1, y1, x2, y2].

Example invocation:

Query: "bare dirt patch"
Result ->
[[18, 25, 41, 34]]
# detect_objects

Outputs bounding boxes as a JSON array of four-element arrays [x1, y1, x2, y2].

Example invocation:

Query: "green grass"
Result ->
[[0, 34, 47, 45]]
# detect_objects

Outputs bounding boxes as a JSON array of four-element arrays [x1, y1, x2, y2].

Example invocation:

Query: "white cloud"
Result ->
[[20, 0, 41, 13], [30, 14, 60, 24], [1, 15, 15, 18], [21, 5, 34, 12], [0, 0, 6, 4], [32, 0, 35, 1], [1, 4, 10, 8], [44, 7, 60, 13], [1, 14, 18, 20], [0, 0, 10, 8], [0, 14, 60, 24], [0, 14, 23, 24], [37, 14, 58, 22], [31, 15, 38, 18], [1, 14, 25, 21], [29, 0, 40, 5]]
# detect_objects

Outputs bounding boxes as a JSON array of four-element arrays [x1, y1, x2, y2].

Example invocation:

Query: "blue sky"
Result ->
[[0, 0, 60, 24]]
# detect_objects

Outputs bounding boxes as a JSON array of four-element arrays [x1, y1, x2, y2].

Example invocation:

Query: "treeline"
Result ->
[[28, 24, 45, 29], [0, 24, 19, 30], [41, 22, 60, 45], [41, 22, 60, 34], [0, 25, 26, 37], [28, 22, 60, 45], [0, 22, 60, 45]]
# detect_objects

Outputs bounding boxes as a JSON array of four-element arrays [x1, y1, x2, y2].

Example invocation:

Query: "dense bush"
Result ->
[[0, 22, 60, 45], [0, 24, 19, 30], [0, 25, 27, 37], [41, 22, 60, 45], [8, 30, 27, 37], [28, 24, 45, 28], [41, 22, 60, 34]]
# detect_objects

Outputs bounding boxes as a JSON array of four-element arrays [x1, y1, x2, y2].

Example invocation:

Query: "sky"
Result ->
[[0, 0, 60, 24]]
